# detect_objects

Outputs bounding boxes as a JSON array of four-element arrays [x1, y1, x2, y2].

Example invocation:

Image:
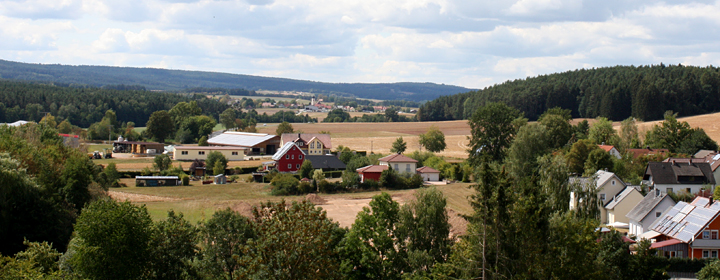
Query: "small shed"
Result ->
[[213, 174, 227, 184], [356, 165, 389, 183], [416, 166, 441, 182], [135, 176, 181, 187]]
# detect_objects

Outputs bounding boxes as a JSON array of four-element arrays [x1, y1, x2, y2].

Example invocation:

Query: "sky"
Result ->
[[1, 0, 720, 89]]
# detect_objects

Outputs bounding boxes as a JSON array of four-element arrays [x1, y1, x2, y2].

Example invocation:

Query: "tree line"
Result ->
[[0, 80, 228, 128], [418, 64, 720, 122]]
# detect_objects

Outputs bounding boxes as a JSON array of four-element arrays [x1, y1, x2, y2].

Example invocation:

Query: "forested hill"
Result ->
[[0, 80, 228, 128], [418, 64, 720, 122], [0, 59, 470, 102]]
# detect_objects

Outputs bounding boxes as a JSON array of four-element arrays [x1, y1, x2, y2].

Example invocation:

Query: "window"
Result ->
[[714, 250, 719, 258], [181, 151, 188, 155], [612, 180, 616, 185], [677, 251, 683, 258], [288, 164, 292, 169], [232, 152, 238, 155], [394, 164, 398, 170], [656, 212, 661, 218], [704, 230, 711, 239], [656, 189, 660, 196], [687, 188, 692, 193], [406, 165, 410, 173], [198, 151, 205, 155], [286, 155, 289, 159], [703, 250, 710, 258], [713, 230, 719, 240], [600, 194, 606, 201], [667, 188, 673, 193], [310, 142, 314, 148], [299, 155, 303, 160], [296, 164, 300, 169], [291, 155, 294, 160]]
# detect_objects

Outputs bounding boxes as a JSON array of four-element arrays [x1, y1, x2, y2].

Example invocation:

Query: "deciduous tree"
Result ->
[[418, 126, 446, 153], [390, 137, 407, 154], [468, 102, 523, 164], [276, 121, 294, 136], [146, 110, 175, 143]]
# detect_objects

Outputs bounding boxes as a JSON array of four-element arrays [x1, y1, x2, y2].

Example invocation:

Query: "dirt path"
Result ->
[[108, 191, 181, 202]]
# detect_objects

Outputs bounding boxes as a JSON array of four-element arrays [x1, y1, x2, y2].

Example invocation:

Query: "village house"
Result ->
[[270, 142, 305, 173], [378, 153, 418, 174], [598, 144, 622, 159], [626, 191, 676, 237], [664, 153, 720, 189], [649, 196, 720, 259], [280, 133, 332, 155], [604, 185, 644, 226], [207, 131, 280, 155], [173, 146, 246, 161], [113, 141, 165, 155], [643, 161, 716, 195], [569, 170, 627, 224]]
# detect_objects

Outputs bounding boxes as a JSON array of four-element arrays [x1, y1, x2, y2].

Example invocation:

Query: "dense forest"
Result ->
[[418, 64, 720, 122], [0, 59, 470, 102], [0, 80, 229, 128]]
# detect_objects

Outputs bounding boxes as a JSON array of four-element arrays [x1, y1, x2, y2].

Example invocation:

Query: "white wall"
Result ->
[[174, 149, 245, 161]]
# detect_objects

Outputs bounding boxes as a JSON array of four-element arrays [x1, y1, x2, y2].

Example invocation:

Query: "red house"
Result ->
[[356, 165, 388, 183], [650, 196, 720, 259], [272, 142, 306, 173]]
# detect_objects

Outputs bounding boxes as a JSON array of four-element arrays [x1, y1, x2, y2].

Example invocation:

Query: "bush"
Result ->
[[318, 180, 339, 193], [270, 173, 300, 196], [181, 174, 190, 186], [359, 179, 380, 190], [298, 181, 313, 194]]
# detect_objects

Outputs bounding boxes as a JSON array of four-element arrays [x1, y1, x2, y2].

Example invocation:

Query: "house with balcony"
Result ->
[[569, 170, 627, 224]]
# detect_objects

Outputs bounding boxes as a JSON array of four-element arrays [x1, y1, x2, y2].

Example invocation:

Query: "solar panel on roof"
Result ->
[[681, 204, 695, 214], [713, 154, 720, 160]]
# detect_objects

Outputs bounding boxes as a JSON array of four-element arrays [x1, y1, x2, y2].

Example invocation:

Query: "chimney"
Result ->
[[602, 142, 605, 146]]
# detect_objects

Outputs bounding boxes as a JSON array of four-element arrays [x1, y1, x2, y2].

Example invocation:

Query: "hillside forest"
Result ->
[[418, 64, 720, 122]]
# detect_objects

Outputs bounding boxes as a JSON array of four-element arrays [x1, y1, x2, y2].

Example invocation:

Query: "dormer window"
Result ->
[[297, 142, 304, 146]]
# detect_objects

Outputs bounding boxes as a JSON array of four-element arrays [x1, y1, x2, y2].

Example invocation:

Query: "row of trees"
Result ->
[[419, 64, 720, 122], [1, 187, 451, 280], [323, 108, 415, 123]]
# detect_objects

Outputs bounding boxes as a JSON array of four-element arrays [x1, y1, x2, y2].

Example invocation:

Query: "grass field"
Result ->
[[110, 178, 475, 231]]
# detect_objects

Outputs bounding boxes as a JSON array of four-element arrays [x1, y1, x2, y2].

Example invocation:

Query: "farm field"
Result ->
[[257, 120, 472, 158], [109, 178, 474, 235]]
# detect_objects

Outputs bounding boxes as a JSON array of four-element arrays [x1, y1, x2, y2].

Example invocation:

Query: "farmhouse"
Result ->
[[643, 161, 716, 195], [626, 191, 676, 236], [173, 146, 246, 161], [207, 131, 280, 155], [649, 196, 720, 259], [357, 165, 389, 183], [113, 141, 165, 155], [271, 142, 305, 173], [379, 153, 418, 174], [281, 133, 332, 155], [416, 166, 441, 182], [665, 153, 720, 188]]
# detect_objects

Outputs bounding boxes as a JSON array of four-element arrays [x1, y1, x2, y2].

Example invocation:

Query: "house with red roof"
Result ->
[[378, 153, 418, 174], [357, 165, 389, 183], [649, 196, 720, 259], [598, 144, 621, 159], [416, 166, 441, 182], [627, 147, 670, 159], [271, 142, 306, 173]]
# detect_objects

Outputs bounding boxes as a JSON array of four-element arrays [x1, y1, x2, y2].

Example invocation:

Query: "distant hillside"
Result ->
[[418, 64, 720, 122], [0, 59, 470, 102]]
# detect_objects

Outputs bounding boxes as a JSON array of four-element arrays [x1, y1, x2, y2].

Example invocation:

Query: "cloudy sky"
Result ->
[[1, 0, 719, 89]]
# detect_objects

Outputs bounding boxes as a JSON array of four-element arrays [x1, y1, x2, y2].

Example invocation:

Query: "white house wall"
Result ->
[[174, 149, 245, 161]]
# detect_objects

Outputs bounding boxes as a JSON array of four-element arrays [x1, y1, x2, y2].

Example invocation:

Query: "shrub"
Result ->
[[181, 174, 190, 186], [270, 173, 300, 196], [298, 181, 313, 194]]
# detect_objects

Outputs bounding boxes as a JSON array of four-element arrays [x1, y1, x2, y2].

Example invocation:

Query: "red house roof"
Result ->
[[598, 145, 616, 152], [379, 154, 418, 163], [416, 166, 440, 173], [356, 165, 389, 173]]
